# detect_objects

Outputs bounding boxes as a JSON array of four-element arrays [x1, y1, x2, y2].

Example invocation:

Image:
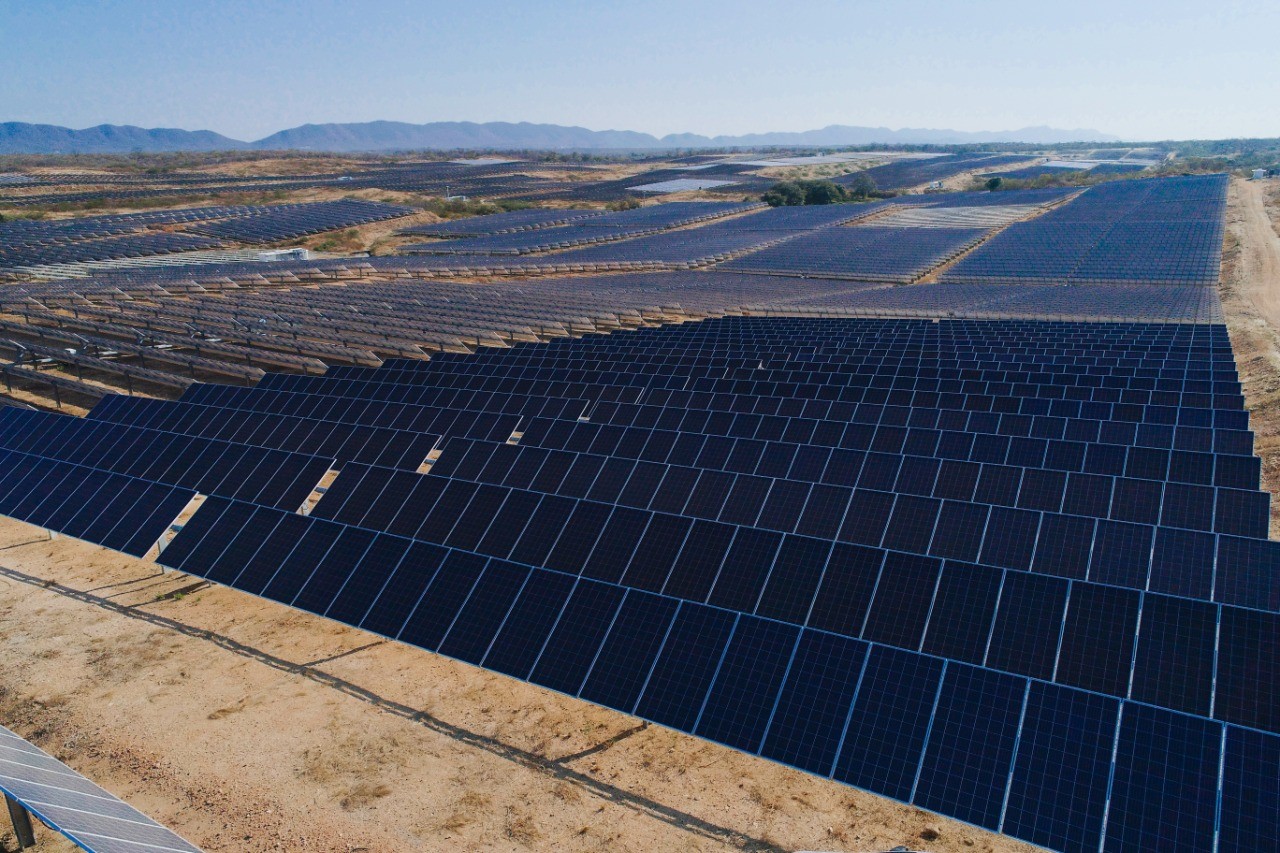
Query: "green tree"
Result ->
[[799, 179, 848, 205], [762, 181, 806, 206], [762, 179, 850, 206], [985, 176, 1003, 191], [841, 172, 877, 199]]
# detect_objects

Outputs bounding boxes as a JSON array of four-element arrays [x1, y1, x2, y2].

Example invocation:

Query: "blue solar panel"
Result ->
[[914, 663, 1026, 829], [696, 615, 799, 752], [941, 175, 1226, 287], [834, 646, 943, 800], [0, 724, 203, 853], [1104, 704, 1220, 851], [760, 630, 868, 775], [1002, 683, 1118, 853], [1220, 725, 1280, 852]]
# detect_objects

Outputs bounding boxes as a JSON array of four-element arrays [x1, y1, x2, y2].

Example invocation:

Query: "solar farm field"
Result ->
[[835, 154, 1032, 191], [941, 175, 1227, 286], [1, 168, 1276, 853], [0, 199, 416, 279]]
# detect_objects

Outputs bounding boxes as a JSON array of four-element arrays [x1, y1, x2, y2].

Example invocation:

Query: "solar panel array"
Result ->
[[987, 164, 1151, 181], [187, 199, 415, 244], [401, 223, 652, 255], [942, 175, 1227, 286], [627, 178, 740, 193], [1089, 163, 1151, 176], [543, 220, 801, 267], [721, 226, 989, 282], [756, 282, 1223, 323], [0, 724, 204, 853], [1, 305, 1275, 852], [886, 188, 1080, 208], [985, 165, 1089, 180], [868, 204, 1041, 229], [0, 200, 414, 273], [402, 201, 764, 252], [0, 173, 1264, 853], [399, 208, 610, 237], [398, 201, 896, 268], [0, 159, 597, 207], [836, 154, 1031, 191], [0, 232, 225, 269]]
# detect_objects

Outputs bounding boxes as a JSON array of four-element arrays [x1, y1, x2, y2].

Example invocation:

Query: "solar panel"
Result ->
[[627, 178, 741, 193], [0, 724, 203, 852]]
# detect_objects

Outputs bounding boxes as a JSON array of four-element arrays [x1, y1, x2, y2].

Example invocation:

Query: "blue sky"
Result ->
[[3, 0, 1277, 141]]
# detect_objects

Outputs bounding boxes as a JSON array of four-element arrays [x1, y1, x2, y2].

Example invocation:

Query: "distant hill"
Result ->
[[665, 124, 1120, 148], [0, 120, 1119, 155], [0, 122, 245, 154], [251, 121, 662, 152]]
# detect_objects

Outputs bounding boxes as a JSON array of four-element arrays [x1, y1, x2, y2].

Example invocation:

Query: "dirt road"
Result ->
[[1221, 177, 1280, 535], [1227, 179, 1280, 327]]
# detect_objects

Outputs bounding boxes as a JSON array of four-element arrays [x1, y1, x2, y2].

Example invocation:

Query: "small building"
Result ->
[[1253, 169, 1268, 180], [258, 248, 310, 262]]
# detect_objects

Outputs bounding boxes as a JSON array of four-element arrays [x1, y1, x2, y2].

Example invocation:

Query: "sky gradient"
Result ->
[[3, 0, 1276, 142]]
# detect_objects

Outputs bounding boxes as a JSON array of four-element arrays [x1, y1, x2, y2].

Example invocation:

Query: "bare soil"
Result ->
[[1219, 178, 1280, 535], [0, 516, 1041, 853]]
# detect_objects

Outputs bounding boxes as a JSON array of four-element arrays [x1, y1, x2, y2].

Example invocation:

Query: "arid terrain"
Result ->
[[1219, 177, 1280, 534]]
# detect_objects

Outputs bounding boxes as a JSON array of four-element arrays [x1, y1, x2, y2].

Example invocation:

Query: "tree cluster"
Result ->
[[761, 175, 875, 207]]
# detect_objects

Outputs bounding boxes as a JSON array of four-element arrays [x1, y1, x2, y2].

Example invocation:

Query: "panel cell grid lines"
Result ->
[[0, 724, 204, 853]]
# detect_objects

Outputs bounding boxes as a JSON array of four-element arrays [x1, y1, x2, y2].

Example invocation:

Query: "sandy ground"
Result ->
[[1219, 177, 1280, 535], [0, 515, 1041, 853]]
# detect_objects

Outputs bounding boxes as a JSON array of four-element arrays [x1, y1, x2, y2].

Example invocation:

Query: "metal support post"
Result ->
[[5, 793, 36, 849]]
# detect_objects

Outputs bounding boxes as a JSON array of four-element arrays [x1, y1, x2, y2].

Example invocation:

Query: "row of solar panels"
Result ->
[[0, 315, 1274, 845], [92, 312, 1269, 850], [942, 176, 1228, 287], [155, 490, 1268, 853], [0, 200, 414, 270], [0, 311, 1270, 853]]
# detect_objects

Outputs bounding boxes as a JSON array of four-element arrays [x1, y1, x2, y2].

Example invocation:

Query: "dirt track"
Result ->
[[0, 517, 1038, 853], [1220, 178, 1280, 535], [1227, 180, 1280, 327]]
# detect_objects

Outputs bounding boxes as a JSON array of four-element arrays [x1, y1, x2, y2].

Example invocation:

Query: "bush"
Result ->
[[802, 180, 847, 205], [762, 179, 853, 207], [762, 181, 807, 206], [986, 176, 1003, 191], [842, 172, 877, 199], [607, 198, 641, 211]]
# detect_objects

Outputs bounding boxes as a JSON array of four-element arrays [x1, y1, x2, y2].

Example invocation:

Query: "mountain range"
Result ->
[[0, 120, 1119, 155]]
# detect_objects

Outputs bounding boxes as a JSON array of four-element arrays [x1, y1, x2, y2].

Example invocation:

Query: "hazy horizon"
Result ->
[[3, 0, 1277, 142]]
